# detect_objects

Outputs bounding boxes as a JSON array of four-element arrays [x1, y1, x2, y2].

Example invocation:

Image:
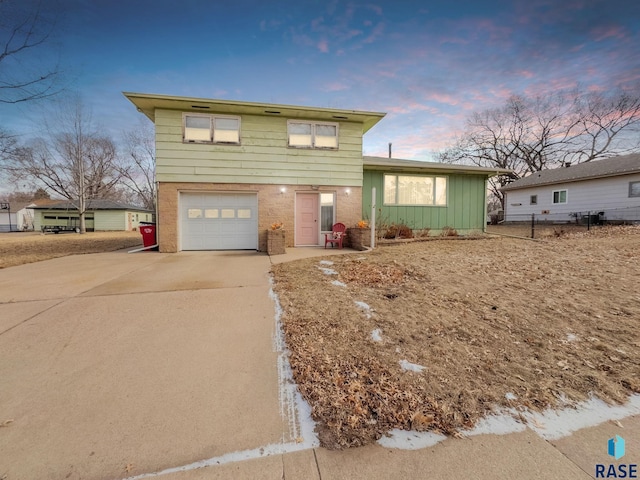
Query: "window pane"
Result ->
[[215, 117, 238, 130], [561, 191, 567, 202], [213, 117, 240, 143], [384, 175, 397, 204], [289, 123, 311, 135], [204, 209, 219, 218], [435, 177, 447, 205], [237, 209, 251, 219], [221, 209, 235, 218], [185, 115, 211, 142], [398, 176, 433, 205], [288, 123, 312, 147], [188, 208, 202, 218], [631, 182, 640, 197], [186, 116, 210, 129]]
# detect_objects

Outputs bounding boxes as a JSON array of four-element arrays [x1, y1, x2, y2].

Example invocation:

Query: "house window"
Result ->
[[552, 190, 567, 204], [630, 181, 640, 197], [384, 174, 447, 206], [287, 121, 338, 149], [530, 195, 537, 205], [183, 114, 240, 144]]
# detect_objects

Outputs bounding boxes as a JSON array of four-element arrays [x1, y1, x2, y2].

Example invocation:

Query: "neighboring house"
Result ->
[[124, 92, 509, 252], [501, 154, 640, 223], [16, 199, 62, 231], [31, 199, 153, 232]]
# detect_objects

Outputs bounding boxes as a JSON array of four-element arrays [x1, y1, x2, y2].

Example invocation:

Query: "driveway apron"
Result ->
[[0, 250, 291, 480]]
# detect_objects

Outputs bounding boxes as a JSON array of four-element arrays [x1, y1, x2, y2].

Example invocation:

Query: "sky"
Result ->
[[1, 0, 639, 162]]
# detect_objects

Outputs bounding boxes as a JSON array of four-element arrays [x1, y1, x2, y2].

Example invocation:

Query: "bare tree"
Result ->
[[3, 98, 123, 233], [0, 0, 63, 104], [440, 86, 640, 208], [118, 119, 156, 211]]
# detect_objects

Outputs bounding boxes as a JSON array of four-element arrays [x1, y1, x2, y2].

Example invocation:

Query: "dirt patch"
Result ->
[[271, 226, 640, 449], [0, 231, 143, 268]]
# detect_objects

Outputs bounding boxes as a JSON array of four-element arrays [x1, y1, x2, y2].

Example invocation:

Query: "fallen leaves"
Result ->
[[272, 226, 640, 449]]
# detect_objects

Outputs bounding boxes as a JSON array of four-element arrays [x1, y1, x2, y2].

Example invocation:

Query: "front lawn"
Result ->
[[271, 226, 640, 449]]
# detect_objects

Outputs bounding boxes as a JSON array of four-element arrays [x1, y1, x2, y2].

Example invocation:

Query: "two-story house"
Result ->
[[124, 92, 508, 252]]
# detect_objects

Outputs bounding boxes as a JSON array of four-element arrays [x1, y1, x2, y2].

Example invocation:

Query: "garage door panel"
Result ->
[[180, 193, 258, 251]]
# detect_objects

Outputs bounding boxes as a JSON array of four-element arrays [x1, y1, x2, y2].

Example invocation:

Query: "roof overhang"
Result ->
[[123, 92, 387, 133], [364, 156, 512, 176]]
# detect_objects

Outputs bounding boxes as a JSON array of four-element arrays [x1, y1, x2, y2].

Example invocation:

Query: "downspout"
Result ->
[[483, 176, 488, 233]]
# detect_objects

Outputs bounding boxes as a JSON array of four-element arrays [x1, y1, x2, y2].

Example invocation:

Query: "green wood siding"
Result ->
[[362, 170, 488, 233], [95, 211, 125, 230], [155, 109, 364, 186]]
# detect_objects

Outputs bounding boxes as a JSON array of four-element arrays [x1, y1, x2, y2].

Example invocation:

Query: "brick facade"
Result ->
[[157, 182, 362, 252]]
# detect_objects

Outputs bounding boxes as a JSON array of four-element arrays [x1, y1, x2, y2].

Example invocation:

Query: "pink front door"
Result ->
[[296, 193, 319, 245]]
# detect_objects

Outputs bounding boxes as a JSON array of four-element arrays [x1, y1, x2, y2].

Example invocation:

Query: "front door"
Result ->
[[295, 193, 319, 245]]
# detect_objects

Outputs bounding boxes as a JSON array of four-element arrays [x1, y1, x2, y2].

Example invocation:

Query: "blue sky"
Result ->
[[2, 0, 639, 160]]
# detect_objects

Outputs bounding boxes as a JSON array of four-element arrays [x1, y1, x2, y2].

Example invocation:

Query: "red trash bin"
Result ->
[[139, 224, 156, 248]]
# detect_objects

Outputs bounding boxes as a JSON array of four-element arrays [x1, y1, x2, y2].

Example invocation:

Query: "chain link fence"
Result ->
[[486, 205, 640, 239]]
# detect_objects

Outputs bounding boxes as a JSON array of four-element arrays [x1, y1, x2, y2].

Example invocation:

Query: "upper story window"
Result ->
[[552, 189, 567, 204], [288, 121, 338, 149], [384, 174, 447, 206], [183, 113, 240, 144]]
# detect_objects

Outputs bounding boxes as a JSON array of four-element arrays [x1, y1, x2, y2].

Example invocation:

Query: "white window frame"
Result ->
[[552, 189, 567, 204], [383, 174, 448, 206], [183, 113, 241, 145], [287, 120, 339, 150]]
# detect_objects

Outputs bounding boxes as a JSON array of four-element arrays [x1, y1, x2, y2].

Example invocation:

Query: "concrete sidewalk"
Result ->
[[0, 247, 636, 480]]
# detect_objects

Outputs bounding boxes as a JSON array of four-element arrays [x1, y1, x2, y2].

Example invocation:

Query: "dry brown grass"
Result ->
[[0, 231, 143, 269], [271, 225, 640, 449]]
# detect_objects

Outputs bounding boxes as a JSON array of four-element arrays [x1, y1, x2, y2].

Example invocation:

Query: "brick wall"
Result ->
[[157, 182, 362, 252]]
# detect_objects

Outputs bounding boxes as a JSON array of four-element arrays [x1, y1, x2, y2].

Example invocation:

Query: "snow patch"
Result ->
[[566, 333, 578, 342], [371, 329, 383, 342], [331, 280, 347, 287], [319, 260, 334, 265], [399, 359, 426, 373], [378, 429, 447, 450], [505, 392, 517, 401], [317, 267, 338, 275], [525, 394, 640, 440], [355, 301, 373, 318]]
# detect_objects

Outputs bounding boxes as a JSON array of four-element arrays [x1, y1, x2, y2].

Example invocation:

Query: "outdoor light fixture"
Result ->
[[280, 187, 286, 194], [345, 188, 351, 195]]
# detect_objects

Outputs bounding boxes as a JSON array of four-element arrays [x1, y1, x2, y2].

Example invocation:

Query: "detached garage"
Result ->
[[180, 192, 258, 250]]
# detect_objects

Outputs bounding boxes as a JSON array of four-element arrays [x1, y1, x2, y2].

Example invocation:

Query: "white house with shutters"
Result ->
[[501, 154, 640, 223]]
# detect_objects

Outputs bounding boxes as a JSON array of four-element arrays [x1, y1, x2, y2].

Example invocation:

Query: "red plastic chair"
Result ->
[[324, 223, 346, 249]]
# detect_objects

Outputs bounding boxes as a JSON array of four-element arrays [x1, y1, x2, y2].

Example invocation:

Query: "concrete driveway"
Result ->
[[0, 250, 295, 480]]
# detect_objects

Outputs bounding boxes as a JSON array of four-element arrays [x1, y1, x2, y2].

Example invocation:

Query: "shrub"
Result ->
[[440, 226, 458, 237]]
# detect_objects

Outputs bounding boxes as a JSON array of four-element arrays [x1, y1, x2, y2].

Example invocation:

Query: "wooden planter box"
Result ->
[[346, 227, 371, 250], [267, 229, 286, 255]]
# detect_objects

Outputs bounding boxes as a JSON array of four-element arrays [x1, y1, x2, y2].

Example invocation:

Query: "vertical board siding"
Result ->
[[155, 109, 364, 187], [362, 170, 488, 232]]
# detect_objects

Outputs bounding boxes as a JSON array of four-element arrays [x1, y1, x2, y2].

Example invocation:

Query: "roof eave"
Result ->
[[501, 170, 640, 191], [123, 92, 386, 131]]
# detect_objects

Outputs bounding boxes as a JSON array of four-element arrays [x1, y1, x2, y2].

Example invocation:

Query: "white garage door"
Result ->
[[180, 192, 258, 250]]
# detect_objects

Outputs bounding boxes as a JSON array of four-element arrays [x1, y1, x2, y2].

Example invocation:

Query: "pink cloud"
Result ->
[[323, 82, 349, 92], [317, 39, 329, 53], [591, 25, 627, 42]]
